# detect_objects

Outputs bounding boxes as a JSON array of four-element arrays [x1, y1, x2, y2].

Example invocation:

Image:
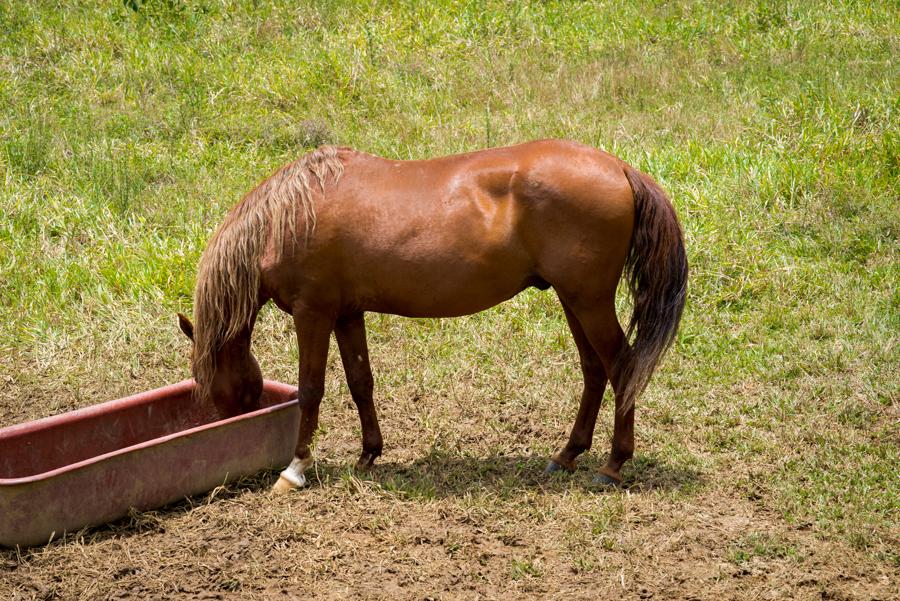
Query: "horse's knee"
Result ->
[[348, 371, 374, 396], [298, 382, 325, 406]]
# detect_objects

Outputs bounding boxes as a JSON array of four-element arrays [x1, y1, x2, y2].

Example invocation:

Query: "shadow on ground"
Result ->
[[334, 451, 704, 499]]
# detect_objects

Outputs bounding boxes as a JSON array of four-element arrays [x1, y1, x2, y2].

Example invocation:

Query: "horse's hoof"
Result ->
[[545, 459, 573, 475], [592, 473, 622, 487], [273, 457, 309, 492], [355, 454, 377, 473], [272, 475, 302, 493]]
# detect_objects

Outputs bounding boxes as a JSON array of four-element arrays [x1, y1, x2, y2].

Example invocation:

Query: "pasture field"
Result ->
[[0, 1, 897, 599]]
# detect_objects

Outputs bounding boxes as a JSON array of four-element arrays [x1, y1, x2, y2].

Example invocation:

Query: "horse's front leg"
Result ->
[[334, 312, 383, 471], [273, 308, 335, 492]]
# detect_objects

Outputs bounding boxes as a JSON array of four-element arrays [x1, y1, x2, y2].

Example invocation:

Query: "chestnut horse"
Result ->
[[177, 140, 687, 489]]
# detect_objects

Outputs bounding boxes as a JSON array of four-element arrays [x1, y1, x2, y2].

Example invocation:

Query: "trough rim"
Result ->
[[0, 379, 298, 486]]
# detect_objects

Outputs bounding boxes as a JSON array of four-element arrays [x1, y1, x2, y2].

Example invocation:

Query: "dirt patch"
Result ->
[[1, 464, 895, 600], [0, 345, 896, 600]]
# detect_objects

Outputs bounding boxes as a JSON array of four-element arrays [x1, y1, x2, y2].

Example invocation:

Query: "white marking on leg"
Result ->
[[278, 456, 312, 488]]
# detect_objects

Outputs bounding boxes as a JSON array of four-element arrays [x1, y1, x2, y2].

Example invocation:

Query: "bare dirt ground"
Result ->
[[1, 468, 895, 600], [1, 332, 896, 600]]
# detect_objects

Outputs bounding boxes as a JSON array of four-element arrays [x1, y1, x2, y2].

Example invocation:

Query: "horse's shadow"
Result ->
[[319, 451, 703, 499], [1, 452, 701, 556]]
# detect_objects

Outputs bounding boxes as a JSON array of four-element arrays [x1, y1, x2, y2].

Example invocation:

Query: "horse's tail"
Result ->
[[614, 164, 688, 412], [191, 146, 344, 402]]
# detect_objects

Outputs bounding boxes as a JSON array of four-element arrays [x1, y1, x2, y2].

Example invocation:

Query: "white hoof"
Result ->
[[273, 475, 302, 492], [273, 456, 311, 492]]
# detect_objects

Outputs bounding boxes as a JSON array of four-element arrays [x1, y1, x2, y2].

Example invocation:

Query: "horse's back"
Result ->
[[332, 139, 633, 236]]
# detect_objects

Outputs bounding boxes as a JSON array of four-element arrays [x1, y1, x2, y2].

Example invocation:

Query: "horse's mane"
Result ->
[[191, 145, 345, 401]]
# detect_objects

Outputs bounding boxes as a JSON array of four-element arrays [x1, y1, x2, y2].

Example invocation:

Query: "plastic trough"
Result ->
[[0, 379, 299, 547]]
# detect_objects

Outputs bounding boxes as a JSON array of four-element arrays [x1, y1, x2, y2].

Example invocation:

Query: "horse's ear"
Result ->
[[177, 313, 194, 341]]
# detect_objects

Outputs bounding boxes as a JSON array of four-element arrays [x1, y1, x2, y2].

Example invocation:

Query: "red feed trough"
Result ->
[[0, 379, 299, 548]]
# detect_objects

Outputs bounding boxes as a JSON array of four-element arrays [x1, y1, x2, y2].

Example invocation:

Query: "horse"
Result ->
[[176, 139, 688, 490]]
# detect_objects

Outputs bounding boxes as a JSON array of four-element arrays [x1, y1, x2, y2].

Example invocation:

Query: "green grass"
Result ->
[[1, 0, 897, 580], [728, 533, 798, 564]]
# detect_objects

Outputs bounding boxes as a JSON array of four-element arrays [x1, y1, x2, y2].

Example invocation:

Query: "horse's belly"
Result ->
[[355, 254, 532, 318]]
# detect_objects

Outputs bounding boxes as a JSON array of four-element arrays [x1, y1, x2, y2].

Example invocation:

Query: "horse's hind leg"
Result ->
[[558, 298, 633, 486], [598, 389, 634, 486], [546, 301, 608, 474], [334, 312, 383, 471], [273, 308, 335, 492]]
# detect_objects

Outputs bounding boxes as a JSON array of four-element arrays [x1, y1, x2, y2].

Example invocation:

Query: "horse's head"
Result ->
[[177, 312, 262, 418]]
